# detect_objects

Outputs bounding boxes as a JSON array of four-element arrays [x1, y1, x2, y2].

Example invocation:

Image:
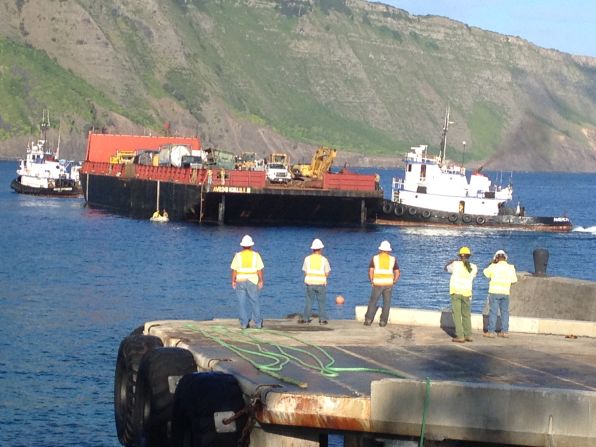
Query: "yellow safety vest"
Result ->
[[372, 253, 396, 286], [234, 250, 260, 284], [449, 261, 477, 297], [304, 254, 328, 285], [484, 261, 517, 295]]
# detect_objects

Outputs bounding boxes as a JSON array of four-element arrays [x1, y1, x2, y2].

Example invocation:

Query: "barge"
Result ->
[[80, 133, 382, 225]]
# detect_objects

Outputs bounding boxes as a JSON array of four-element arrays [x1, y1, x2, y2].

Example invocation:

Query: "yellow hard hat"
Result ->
[[458, 246, 471, 255]]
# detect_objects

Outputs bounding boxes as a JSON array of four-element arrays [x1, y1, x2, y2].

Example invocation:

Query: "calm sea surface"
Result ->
[[0, 160, 594, 446]]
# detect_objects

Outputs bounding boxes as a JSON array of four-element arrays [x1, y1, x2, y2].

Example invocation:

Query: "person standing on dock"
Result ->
[[364, 240, 400, 327], [444, 247, 478, 342], [299, 238, 331, 325], [231, 235, 264, 329], [483, 250, 518, 338]]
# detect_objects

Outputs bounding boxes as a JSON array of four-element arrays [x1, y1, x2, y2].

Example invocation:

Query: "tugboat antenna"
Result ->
[[439, 106, 453, 164]]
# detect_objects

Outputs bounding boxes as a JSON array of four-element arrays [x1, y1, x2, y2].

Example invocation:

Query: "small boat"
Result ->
[[375, 108, 572, 232], [10, 112, 82, 197]]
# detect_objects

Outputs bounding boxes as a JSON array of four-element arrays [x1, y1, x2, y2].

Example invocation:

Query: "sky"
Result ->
[[384, 0, 595, 57]]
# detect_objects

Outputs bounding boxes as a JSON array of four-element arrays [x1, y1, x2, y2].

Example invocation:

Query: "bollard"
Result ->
[[533, 248, 549, 276]]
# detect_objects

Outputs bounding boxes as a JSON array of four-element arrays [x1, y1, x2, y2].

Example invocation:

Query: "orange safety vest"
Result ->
[[372, 253, 396, 286], [304, 254, 328, 285], [234, 250, 260, 284]]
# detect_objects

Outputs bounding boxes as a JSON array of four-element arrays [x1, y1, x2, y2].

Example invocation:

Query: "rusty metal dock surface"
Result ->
[[143, 318, 596, 446]]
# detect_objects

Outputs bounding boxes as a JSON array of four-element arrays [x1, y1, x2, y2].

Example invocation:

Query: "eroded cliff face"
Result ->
[[0, 0, 594, 171]]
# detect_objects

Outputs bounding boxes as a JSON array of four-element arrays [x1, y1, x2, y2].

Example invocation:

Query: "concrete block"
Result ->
[[371, 378, 596, 447], [510, 274, 596, 321]]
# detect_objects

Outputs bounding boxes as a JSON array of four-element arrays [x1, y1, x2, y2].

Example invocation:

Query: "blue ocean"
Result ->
[[0, 160, 594, 446]]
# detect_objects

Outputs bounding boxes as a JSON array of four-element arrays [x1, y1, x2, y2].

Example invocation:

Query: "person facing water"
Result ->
[[299, 238, 331, 325], [444, 246, 478, 343], [230, 235, 264, 329], [483, 250, 517, 338], [364, 240, 400, 327]]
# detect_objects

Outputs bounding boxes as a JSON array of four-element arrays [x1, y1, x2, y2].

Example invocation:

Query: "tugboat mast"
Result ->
[[439, 106, 452, 165]]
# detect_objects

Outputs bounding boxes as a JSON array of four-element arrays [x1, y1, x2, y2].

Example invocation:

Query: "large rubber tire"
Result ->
[[171, 372, 247, 447], [382, 201, 394, 214], [132, 347, 198, 447], [115, 335, 164, 446]]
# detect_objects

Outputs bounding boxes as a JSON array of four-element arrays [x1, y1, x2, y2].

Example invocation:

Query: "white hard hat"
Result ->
[[494, 249, 508, 260], [378, 240, 392, 252], [240, 235, 254, 247], [310, 238, 324, 250]]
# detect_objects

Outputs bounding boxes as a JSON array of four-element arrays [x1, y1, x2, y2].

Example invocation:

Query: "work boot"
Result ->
[[298, 319, 311, 324], [465, 337, 473, 342], [498, 332, 509, 338], [319, 320, 328, 325], [483, 332, 496, 338], [379, 321, 387, 327], [452, 337, 465, 343], [363, 320, 372, 326]]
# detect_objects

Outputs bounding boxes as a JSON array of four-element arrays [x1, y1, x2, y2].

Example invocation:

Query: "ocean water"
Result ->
[[0, 160, 594, 447]]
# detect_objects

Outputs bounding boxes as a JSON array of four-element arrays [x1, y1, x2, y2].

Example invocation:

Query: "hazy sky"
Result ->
[[384, 0, 595, 57]]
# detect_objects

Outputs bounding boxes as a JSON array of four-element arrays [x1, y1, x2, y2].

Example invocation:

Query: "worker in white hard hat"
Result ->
[[483, 249, 517, 338], [299, 238, 331, 325], [364, 240, 400, 327], [444, 247, 478, 342], [230, 234, 265, 329]]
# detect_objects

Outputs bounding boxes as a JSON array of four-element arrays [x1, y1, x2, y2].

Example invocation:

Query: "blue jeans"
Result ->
[[365, 285, 393, 324], [235, 281, 261, 328], [488, 294, 509, 333], [303, 284, 328, 322]]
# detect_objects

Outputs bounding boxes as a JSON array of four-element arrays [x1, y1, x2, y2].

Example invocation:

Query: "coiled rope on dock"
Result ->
[[184, 323, 408, 388]]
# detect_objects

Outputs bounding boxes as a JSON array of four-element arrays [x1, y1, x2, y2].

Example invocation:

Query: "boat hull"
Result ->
[[375, 200, 572, 232], [10, 178, 83, 197], [81, 173, 381, 226]]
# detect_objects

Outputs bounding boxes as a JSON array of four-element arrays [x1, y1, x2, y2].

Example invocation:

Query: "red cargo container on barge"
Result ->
[[80, 133, 383, 225]]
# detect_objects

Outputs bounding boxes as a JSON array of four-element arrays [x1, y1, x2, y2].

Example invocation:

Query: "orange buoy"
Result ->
[[335, 295, 345, 305]]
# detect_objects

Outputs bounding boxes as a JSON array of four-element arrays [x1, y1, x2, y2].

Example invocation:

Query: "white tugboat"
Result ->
[[10, 111, 82, 197], [376, 108, 572, 232]]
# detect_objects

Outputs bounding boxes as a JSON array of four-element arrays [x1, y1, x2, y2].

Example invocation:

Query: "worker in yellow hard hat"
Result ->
[[444, 246, 478, 342]]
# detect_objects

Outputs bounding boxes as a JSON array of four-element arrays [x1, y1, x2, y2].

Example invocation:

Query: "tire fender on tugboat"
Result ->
[[382, 201, 394, 214], [476, 216, 486, 225], [394, 204, 405, 216], [448, 214, 458, 223], [462, 215, 472, 224], [422, 210, 431, 219], [408, 207, 417, 216]]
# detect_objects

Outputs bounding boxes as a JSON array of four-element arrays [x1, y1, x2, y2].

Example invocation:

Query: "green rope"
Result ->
[[419, 377, 431, 447], [183, 323, 408, 388]]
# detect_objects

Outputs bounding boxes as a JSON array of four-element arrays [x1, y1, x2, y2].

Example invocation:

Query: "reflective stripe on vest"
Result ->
[[373, 253, 396, 286], [485, 261, 517, 295], [449, 261, 476, 296], [304, 254, 327, 285], [235, 250, 259, 283]]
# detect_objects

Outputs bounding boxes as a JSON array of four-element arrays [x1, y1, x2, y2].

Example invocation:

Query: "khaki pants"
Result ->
[[451, 294, 472, 339]]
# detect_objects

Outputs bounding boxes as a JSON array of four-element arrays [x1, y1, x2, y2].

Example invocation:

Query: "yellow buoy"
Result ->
[[335, 295, 345, 305]]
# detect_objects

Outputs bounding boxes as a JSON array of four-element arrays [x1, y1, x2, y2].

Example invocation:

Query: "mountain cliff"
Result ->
[[0, 0, 595, 171]]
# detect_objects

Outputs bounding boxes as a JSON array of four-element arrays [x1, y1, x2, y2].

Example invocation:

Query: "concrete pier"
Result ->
[[142, 315, 596, 446]]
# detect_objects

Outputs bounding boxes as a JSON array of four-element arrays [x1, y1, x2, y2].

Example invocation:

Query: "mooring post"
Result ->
[[218, 195, 226, 225], [361, 199, 366, 226]]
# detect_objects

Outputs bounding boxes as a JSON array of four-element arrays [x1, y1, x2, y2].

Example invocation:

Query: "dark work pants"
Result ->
[[365, 285, 393, 324]]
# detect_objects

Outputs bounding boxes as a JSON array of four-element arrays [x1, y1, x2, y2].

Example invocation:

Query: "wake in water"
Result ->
[[572, 226, 596, 234]]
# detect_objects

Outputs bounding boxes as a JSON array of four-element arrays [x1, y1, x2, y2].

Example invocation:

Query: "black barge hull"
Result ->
[[81, 173, 382, 226], [375, 200, 572, 232]]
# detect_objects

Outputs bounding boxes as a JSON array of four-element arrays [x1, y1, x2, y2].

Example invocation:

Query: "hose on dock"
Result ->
[[184, 324, 409, 388]]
